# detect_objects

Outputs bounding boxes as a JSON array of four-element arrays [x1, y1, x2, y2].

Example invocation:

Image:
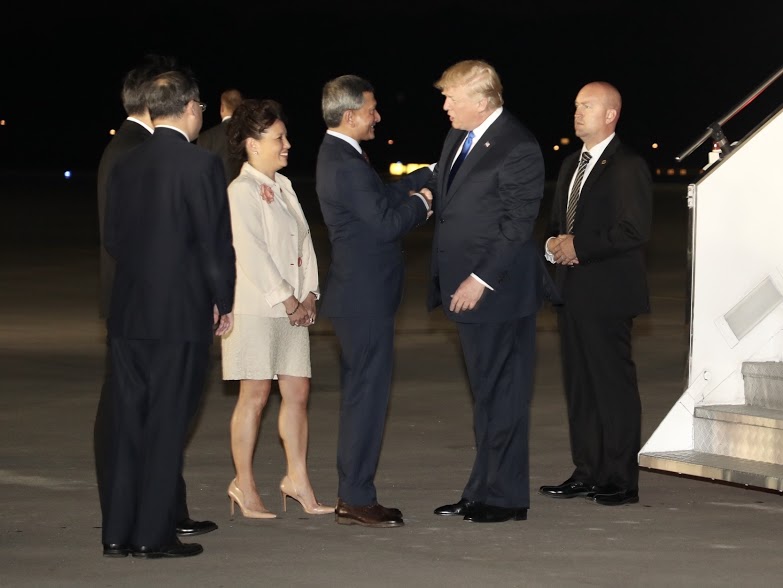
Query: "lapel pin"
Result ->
[[601, 159, 607, 165], [485, 141, 491, 148]]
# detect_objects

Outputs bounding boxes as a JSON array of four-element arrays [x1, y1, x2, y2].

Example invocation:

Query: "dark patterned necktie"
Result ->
[[565, 151, 592, 233], [447, 130, 474, 188], [361, 150, 370, 165]]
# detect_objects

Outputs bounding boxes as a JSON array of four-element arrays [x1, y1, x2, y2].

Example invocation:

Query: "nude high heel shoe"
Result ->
[[227, 478, 277, 519], [279, 476, 335, 515]]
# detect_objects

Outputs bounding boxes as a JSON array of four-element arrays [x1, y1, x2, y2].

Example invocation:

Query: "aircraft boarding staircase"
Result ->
[[638, 66, 783, 491]]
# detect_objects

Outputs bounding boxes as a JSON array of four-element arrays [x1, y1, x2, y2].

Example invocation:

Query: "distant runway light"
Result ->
[[109, 129, 116, 136], [64, 170, 72, 179], [389, 161, 405, 176], [559, 137, 570, 145], [553, 145, 560, 151], [652, 142, 659, 149]]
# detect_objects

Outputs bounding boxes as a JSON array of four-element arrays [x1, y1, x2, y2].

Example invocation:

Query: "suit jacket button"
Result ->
[[440, 218, 445, 223]]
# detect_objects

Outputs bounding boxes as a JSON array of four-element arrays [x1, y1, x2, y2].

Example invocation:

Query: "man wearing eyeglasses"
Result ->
[[101, 65, 236, 558], [95, 56, 220, 554]]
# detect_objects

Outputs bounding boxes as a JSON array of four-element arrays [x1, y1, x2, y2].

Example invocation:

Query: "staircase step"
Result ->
[[695, 404, 783, 429], [693, 405, 783, 462], [742, 361, 783, 410], [639, 450, 783, 491]]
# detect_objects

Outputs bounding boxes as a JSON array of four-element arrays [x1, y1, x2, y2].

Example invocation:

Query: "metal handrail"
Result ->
[[675, 64, 783, 162]]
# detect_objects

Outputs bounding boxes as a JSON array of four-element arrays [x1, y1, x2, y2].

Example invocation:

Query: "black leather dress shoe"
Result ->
[[176, 518, 218, 536], [433, 498, 480, 516], [539, 479, 597, 499], [132, 539, 204, 558], [591, 489, 639, 506], [464, 504, 527, 523], [102, 543, 129, 557]]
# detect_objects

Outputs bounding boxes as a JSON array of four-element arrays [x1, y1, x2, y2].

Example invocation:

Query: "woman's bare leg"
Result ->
[[230, 378, 272, 510]]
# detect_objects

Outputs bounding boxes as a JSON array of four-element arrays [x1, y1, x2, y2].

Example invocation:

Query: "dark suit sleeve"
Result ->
[[574, 154, 652, 262], [383, 166, 432, 205], [104, 168, 121, 260], [185, 156, 236, 314], [474, 140, 545, 284], [547, 162, 570, 239], [340, 161, 428, 241]]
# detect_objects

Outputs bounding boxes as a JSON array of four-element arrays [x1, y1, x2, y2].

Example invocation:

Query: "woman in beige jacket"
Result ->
[[221, 99, 332, 518]]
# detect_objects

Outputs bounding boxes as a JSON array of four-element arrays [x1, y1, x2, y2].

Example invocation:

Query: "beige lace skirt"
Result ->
[[221, 315, 311, 380]]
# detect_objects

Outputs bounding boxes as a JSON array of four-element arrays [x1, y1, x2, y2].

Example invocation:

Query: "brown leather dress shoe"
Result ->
[[335, 499, 404, 528]]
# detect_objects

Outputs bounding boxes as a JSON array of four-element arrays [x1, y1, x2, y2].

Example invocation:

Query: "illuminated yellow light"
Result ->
[[560, 137, 570, 145], [0, 120, 6, 126], [389, 162, 430, 176], [109, 129, 116, 136], [387, 139, 394, 145], [389, 162, 406, 176], [553, 145, 560, 151], [651, 142, 659, 149]]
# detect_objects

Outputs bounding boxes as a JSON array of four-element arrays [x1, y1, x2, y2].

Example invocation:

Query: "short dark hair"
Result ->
[[144, 66, 200, 121], [121, 54, 177, 116]]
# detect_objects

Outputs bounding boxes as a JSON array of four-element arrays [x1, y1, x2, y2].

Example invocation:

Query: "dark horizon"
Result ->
[[1, 3, 781, 178]]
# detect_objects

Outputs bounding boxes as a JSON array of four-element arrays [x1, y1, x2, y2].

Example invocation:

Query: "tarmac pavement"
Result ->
[[1, 172, 781, 587]]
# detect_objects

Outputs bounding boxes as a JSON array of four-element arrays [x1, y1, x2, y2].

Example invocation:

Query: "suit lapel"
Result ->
[[439, 131, 463, 201], [440, 114, 505, 211]]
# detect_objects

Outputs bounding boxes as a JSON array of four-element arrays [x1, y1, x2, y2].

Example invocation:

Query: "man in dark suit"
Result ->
[[426, 60, 546, 524], [197, 88, 243, 185], [94, 56, 218, 543], [101, 66, 236, 558], [539, 81, 652, 507], [97, 59, 164, 320], [315, 74, 432, 528]]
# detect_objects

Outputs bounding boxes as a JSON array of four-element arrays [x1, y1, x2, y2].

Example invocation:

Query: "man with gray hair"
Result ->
[[315, 74, 432, 528]]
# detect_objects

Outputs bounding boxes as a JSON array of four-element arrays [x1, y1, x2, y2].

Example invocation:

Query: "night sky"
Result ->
[[1, 1, 781, 178]]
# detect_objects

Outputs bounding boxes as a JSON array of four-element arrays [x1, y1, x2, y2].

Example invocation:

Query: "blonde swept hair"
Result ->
[[434, 59, 504, 109]]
